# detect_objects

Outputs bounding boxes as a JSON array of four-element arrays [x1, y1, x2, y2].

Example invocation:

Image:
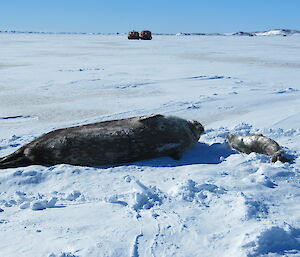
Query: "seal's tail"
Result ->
[[0, 148, 32, 169]]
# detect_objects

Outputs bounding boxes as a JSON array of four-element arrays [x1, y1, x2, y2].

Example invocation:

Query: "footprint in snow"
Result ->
[[185, 75, 230, 80], [106, 179, 163, 214], [239, 193, 269, 220], [274, 87, 298, 94], [58, 67, 102, 72], [243, 173, 278, 188], [16, 170, 47, 185], [0, 115, 38, 124], [49, 252, 80, 257]]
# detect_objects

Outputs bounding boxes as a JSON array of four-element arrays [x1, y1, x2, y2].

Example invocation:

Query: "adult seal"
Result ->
[[0, 114, 204, 169], [227, 133, 291, 163]]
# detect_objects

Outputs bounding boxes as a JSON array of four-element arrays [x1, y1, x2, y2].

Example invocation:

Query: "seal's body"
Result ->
[[0, 114, 204, 169], [227, 134, 290, 162]]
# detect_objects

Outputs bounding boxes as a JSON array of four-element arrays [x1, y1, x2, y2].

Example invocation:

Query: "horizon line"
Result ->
[[1, 28, 300, 36]]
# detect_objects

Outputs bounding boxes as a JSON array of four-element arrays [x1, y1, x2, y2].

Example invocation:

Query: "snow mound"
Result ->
[[244, 225, 300, 256], [170, 179, 226, 206], [31, 197, 58, 210], [106, 179, 164, 214], [0, 190, 60, 211]]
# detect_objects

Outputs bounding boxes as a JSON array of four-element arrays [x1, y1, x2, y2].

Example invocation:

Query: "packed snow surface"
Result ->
[[0, 34, 300, 257]]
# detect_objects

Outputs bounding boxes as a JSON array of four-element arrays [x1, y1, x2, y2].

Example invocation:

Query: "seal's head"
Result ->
[[271, 150, 291, 163], [188, 120, 204, 140], [227, 134, 236, 142]]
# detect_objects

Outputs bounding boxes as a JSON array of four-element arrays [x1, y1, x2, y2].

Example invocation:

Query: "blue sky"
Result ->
[[1, 0, 299, 33]]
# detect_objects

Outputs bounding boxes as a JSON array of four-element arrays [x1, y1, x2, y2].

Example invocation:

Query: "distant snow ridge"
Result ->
[[233, 31, 256, 37], [233, 29, 300, 37], [175, 29, 300, 37], [255, 29, 300, 36]]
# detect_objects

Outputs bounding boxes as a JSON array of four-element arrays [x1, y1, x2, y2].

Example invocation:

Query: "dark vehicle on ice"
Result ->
[[140, 30, 152, 40], [128, 31, 140, 40]]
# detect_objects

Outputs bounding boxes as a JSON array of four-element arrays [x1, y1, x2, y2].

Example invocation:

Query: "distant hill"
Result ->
[[232, 29, 300, 37], [174, 29, 300, 37], [253, 29, 300, 36]]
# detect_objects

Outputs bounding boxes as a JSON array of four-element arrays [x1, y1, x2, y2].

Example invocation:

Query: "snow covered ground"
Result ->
[[0, 33, 300, 257]]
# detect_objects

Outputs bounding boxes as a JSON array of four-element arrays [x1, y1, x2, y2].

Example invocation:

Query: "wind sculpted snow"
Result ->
[[0, 33, 300, 257]]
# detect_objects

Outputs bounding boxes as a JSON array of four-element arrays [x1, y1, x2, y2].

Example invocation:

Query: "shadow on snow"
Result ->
[[134, 142, 236, 167]]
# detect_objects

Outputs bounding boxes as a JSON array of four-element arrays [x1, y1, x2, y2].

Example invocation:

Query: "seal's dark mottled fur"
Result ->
[[0, 114, 204, 169], [227, 134, 291, 163]]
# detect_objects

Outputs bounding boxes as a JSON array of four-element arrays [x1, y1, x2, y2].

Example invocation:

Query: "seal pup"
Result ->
[[227, 134, 291, 162], [0, 114, 204, 169]]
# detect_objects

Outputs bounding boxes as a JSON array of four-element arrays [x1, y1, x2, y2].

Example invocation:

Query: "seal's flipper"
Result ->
[[0, 156, 32, 169], [0, 148, 33, 169]]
